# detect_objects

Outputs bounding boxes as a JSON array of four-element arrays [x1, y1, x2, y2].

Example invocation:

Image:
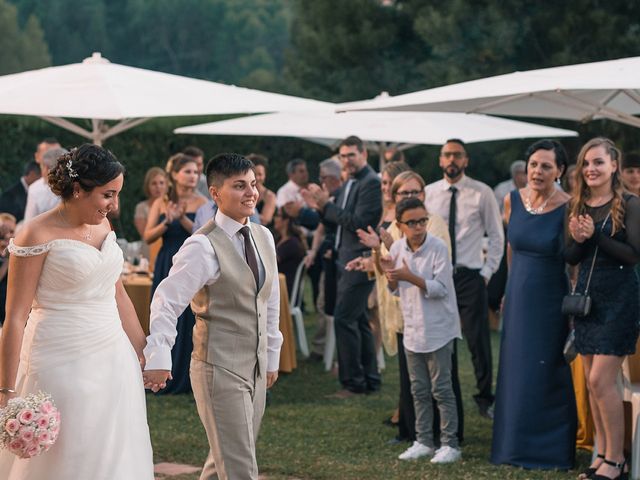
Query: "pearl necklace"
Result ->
[[524, 188, 557, 215], [57, 207, 93, 241]]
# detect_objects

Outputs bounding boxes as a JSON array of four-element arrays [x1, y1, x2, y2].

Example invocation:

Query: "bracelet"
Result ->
[[0, 387, 16, 394]]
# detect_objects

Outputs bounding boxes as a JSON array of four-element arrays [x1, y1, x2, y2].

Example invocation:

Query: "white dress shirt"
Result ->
[[144, 210, 283, 372], [23, 178, 60, 221], [424, 175, 504, 280], [276, 180, 306, 208], [389, 235, 462, 353]]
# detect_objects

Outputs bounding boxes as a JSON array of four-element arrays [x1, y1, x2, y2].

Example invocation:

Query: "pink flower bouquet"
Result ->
[[0, 392, 60, 458]]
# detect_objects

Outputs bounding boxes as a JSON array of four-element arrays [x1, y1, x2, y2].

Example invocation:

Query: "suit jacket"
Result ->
[[322, 164, 382, 286], [0, 180, 28, 222]]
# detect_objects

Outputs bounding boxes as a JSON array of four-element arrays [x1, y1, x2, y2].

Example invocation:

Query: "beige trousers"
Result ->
[[190, 358, 266, 480]]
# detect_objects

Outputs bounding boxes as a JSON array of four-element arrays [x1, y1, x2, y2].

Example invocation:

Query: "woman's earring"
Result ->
[[74, 192, 79, 198], [556, 177, 561, 185]]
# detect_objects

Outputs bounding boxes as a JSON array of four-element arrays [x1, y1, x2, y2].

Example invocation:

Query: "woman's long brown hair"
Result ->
[[569, 137, 625, 234]]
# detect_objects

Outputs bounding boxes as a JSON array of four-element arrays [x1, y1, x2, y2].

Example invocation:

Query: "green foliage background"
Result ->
[[2, 0, 640, 239]]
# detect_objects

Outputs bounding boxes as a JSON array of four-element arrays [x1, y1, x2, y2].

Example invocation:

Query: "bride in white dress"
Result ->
[[0, 144, 154, 479]]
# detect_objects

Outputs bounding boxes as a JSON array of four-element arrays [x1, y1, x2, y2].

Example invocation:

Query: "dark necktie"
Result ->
[[239, 226, 259, 288], [448, 186, 458, 266]]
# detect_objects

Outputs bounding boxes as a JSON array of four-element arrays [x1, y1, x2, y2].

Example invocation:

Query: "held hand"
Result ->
[[138, 354, 146, 371], [0, 391, 17, 408], [143, 370, 172, 392], [266, 370, 279, 389], [357, 226, 380, 248], [304, 250, 317, 268]]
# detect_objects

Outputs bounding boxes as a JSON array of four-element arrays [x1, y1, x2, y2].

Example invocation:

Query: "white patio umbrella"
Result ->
[[0, 52, 331, 145], [175, 109, 577, 149], [339, 56, 640, 128]]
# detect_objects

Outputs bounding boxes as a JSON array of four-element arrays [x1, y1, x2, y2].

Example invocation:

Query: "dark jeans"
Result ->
[[454, 268, 494, 406], [334, 270, 380, 393]]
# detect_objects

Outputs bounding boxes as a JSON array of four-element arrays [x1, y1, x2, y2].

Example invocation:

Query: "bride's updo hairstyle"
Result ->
[[49, 144, 125, 200]]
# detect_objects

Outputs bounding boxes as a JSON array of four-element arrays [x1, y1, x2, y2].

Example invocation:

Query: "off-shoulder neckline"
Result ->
[[9, 231, 116, 254]]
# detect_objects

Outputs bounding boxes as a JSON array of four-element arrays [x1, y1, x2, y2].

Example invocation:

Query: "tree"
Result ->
[[0, 0, 49, 75]]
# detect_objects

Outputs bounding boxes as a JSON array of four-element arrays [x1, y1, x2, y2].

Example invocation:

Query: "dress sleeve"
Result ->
[[7, 239, 53, 257], [596, 195, 640, 264]]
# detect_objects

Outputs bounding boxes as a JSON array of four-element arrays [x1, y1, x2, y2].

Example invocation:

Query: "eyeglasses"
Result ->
[[440, 151, 465, 159], [399, 217, 429, 228], [395, 190, 422, 198]]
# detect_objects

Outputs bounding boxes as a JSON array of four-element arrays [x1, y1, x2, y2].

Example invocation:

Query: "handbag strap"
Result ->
[[577, 212, 611, 295]]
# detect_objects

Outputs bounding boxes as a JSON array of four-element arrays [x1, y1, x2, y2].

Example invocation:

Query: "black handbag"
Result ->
[[561, 212, 610, 317]]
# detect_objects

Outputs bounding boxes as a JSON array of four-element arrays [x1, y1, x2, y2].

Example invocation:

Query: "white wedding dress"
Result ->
[[0, 232, 154, 479]]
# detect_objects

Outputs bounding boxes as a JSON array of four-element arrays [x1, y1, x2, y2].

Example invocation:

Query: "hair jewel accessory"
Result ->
[[66, 158, 78, 178]]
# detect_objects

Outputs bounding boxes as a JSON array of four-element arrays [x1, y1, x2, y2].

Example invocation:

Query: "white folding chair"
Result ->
[[323, 315, 335, 371], [289, 260, 309, 357]]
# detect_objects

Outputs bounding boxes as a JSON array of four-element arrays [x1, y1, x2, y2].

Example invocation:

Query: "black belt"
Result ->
[[452, 266, 480, 275]]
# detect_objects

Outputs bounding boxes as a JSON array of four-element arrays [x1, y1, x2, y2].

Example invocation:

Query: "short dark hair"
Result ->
[[49, 144, 125, 200], [444, 138, 467, 151], [339, 135, 365, 153], [247, 153, 269, 170], [23, 161, 40, 176], [623, 152, 640, 169], [395, 197, 427, 222], [285, 158, 306, 175], [205, 153, 254, 188], [524, 139, 568, 178], [182, 146, 204, 158]]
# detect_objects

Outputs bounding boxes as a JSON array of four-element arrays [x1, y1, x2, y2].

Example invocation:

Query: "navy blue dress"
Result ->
[[491, 191, 576, 469], [152, 213, 196, 394]]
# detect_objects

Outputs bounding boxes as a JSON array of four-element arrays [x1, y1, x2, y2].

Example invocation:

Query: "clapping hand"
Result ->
[[569, 214, 595, 243], [165, 202, 183, 223], [379, 227, 394, 250], [143, 370, 172, 392], [300, 184, 330, 210], [385, 259, 412, 283], [345, 256, 373, 272], [357, 226, 380, 248]]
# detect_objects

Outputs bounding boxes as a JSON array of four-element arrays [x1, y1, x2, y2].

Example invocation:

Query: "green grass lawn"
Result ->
[[147, 306, 591, 479]]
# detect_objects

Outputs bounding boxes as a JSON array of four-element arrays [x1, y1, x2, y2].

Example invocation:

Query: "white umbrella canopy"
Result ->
[[0, 52, 331, 144], [175, 110, 577, 147], [339, 56, 640, 128]]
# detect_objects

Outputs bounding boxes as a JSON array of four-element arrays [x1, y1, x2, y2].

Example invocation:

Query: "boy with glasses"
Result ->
[[381, 197, 462, 463]]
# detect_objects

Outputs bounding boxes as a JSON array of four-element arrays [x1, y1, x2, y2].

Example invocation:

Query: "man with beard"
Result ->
[[424, 139, 504, 419]]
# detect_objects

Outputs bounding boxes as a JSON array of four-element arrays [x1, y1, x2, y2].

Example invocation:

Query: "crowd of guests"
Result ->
[[1, 133, 640, 478]]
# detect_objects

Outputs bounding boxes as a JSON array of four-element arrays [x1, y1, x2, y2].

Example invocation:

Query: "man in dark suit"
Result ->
[[304, 136, 382, 397], [0, 161, 40, 222]]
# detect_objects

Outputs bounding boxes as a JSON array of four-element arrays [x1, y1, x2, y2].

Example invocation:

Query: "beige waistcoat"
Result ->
[[191, 221, 276, 381]]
